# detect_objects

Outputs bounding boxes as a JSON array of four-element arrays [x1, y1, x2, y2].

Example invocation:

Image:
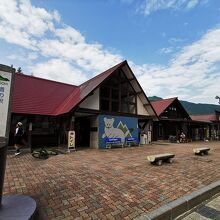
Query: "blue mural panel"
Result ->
[[99, 115, 138, 149]]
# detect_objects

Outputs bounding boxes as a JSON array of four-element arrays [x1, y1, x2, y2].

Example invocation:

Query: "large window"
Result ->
[[100, 70, 137, 114]]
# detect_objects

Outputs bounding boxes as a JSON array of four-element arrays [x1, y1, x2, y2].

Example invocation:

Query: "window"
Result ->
[[112, 101, 119, 112], [100, 70, 137, 114], [112, 89, 119, 100], [100, 86, 110, 98], [100, 99, 109, 111]]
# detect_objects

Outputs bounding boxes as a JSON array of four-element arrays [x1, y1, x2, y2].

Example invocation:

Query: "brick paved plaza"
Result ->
[[3, 142, 220, 220]]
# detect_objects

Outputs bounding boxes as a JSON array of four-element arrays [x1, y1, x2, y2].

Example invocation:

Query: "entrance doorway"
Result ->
[[74, 117, 90, 147]]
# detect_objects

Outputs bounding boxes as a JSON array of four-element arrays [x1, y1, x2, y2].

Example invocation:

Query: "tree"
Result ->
[[215, 96, 220, 104], [17, 67, 22, 74]]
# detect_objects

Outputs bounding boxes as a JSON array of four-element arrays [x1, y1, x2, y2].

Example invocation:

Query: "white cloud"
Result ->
[[160, 47, 173, 54], [38, 33, 122, 74], [7, 52, 38, 61], [169, 37, 185, 45], [186, 0, 199, 9], [0, 0, 122, 81], [0, 0, 58, 49], [137, 0, 207, 16], [30, 59, 87, 85], [0, 0, 219, 104], [136, 27, 220, 103]]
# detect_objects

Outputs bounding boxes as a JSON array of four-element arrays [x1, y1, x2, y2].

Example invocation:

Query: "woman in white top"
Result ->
[[14, 122, 24, 156]]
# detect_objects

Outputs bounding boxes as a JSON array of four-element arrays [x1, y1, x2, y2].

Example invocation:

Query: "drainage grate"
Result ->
[[196, 205, 220, 219]]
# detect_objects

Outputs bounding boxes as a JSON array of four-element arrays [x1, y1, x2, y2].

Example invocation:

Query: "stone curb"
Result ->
[[138, 180, 220, 220]]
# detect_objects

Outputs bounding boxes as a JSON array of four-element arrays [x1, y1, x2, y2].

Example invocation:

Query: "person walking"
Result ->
[[14, 122, 24, 156]]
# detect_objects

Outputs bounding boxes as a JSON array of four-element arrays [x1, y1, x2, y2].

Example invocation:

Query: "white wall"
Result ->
[[90, 116, 99, 149], [137, 96, 150, 116], [79, 88, 99, 110]]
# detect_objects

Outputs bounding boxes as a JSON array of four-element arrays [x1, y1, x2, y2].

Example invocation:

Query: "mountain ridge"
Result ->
[[149, 96, 220, 115]]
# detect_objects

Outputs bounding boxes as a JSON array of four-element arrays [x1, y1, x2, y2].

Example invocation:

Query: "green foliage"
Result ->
[[149, 96, 220, 115], [180, 100, 220, 115], [17, 67, 22, 73], [148, 96, 163, 101]]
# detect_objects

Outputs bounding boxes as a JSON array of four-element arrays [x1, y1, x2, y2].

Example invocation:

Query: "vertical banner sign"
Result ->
[[68, 130, 75, 151], [0, 65, 14, 205], [148, 131, 152, 144], [0, 70, 12, 137]]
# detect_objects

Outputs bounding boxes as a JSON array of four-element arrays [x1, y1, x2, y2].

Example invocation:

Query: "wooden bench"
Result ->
[[105, 138, 123, 149], [147, 153, 175, 166], [193, 147, 210, 156], [125, 137, 139, 147]]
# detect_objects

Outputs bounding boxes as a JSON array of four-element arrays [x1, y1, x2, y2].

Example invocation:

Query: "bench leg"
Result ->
[[156, 160, 163, 166], [106, 144, 112, 149], [167, 158, 174, 164], [204, 151, 209, 155]]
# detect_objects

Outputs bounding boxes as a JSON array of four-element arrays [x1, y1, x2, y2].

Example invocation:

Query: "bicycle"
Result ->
[[31, 147, 58, 159]]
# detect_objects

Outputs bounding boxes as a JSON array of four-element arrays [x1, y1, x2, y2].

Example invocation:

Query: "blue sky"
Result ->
[[0, 0, 220, 104]]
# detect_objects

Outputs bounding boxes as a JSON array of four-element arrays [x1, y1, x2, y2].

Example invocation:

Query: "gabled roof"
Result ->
[[12, 60, 157, 117], [12, 73, 78, 115], [151, 97, 177, 116], [190, 114, 218, 123], [54, 60, 127, 115]]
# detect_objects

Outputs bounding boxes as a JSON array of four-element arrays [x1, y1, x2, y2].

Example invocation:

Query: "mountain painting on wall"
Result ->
[[0, 75, 9, 81]]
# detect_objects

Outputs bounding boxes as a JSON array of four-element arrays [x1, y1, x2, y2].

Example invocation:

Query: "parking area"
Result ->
[[3, 141, 220, 220]]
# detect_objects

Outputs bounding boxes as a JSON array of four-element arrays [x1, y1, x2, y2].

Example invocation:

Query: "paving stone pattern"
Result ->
[[3, 142, 220, 220], [182, 195, 220, 220]]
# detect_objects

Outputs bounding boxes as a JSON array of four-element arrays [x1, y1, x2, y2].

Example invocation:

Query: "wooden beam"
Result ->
[[136, 91, 143, 95], [143, 103, 151, 107]]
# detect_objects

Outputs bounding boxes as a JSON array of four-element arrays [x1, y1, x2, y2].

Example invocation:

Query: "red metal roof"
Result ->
[[12, 73, 78, 115], [54, 60, 127, 115], [151, 97, 177, 116], [190, 114, 217, 122], [12, 60, 127, 116]]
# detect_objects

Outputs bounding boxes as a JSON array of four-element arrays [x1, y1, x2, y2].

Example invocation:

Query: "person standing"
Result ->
[[14, 122, 24, 156], [179, 131, 186, 143]]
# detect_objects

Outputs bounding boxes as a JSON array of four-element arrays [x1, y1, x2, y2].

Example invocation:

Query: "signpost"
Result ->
[[68, 130, 76, 152], [0, 65, 14, 205], [0, 64, 36, 219]]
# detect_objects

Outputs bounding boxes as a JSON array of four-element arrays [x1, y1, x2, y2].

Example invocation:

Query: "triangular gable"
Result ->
[[12, 60, 158, 117], [151, 97, 190, 119], [151, 97, 177, 116], [55, 60, 157, 118], [12, 73, 78, 115], [54, 60, 126, 115], [120, 63, 157, 118]]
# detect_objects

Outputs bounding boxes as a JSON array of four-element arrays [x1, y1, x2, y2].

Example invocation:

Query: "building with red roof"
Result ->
[[151, 97, 220, 142], [190, 111, 220, 140], [151, 97, 191, 141], [8, 60, 157, 149]]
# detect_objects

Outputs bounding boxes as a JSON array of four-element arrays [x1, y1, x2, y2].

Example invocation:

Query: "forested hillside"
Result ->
[[149, 96, 220, 115]]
